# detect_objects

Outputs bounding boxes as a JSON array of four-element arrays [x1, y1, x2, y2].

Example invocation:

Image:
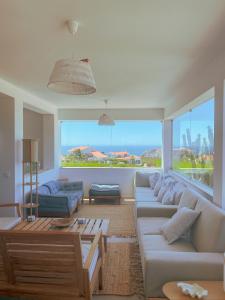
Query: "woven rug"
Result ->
[[94, 242, 144, 298], [75, 203, 136, 236]]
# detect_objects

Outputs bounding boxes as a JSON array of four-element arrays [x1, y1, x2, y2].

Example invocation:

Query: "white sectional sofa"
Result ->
[[135, 172, 225, 298], [135, 171, 179, 218]]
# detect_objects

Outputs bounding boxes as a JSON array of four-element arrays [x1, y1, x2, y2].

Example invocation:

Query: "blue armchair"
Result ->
[[32, 180, 84, 217]]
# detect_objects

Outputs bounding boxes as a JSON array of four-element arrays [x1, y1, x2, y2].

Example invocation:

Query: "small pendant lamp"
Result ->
[[98, 100, 115, 126]]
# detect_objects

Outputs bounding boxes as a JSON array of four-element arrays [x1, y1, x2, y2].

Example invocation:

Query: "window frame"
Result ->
[[171, 98, 214, 190], [59, 119, 163, 169]]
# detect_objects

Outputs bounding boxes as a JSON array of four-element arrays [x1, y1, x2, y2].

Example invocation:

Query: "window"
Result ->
[[172, 99, 214, 188], [60, 121, 162, 168]]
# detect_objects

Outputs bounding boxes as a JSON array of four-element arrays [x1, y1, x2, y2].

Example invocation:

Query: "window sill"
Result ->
[[169, 170, 213, 200], [60, 166, 162, 170]]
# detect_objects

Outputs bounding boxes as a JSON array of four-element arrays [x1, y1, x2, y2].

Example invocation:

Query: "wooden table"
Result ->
[[13, 217, 110, 251], [163, 281, 225, 300]]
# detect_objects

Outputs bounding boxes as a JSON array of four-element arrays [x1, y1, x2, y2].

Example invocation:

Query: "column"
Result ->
[[162, 119, 173, 173], [213, 81, 225, 208]]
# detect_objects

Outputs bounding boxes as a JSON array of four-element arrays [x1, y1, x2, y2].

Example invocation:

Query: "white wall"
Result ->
[[23, 108, 44, 168], [59, 167, 159, 198], [0, 97, 15, 216], [0, 79, 59, 215]]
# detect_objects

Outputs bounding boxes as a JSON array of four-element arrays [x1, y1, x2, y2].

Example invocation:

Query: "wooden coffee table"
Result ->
[[13, 217, 110, 251], [163, 281, 224, 300]]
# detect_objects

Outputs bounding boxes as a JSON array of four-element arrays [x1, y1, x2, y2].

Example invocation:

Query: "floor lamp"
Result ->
[[22, 139, 39, 221]]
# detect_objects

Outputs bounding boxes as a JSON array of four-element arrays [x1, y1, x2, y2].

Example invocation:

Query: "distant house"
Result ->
[[88, 151, 108, 161], [69, 146, 93, 155], [116, 155, 142, 165], [110, 151, 129, 158], [143, 148, 161, 158]]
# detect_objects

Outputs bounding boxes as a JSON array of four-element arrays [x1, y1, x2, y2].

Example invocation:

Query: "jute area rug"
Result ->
[[94, 242, 144, 298], [75, 202, 136, 236], [94, 242, 166, 300]]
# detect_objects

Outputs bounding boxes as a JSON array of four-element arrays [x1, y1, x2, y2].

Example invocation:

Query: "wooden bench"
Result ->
[[0, 230, 103, 300]]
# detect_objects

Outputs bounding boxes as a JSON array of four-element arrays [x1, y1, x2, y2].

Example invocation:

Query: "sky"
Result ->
[[61, 120, 162, 146]]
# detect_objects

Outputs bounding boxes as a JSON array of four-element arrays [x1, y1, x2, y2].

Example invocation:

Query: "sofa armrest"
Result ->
[[135, 172, 151, 187], [61, 181, 83, 191], [37, 195, 69, 207], [144, 251, 224, 298]]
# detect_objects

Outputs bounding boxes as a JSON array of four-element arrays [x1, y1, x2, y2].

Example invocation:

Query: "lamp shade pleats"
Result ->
[[47, 58, 96, 95]]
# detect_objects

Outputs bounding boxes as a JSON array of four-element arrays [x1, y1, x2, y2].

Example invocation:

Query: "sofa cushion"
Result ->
[[149, 172, 160, 189], [135, 172, 151, 187], [178, 188, 199, 209], [137, 217, 169, 235], [44, 181, 61, 195], [156, 181, 175, 203], [173, 182, 186, 205], [136, 202, 178, 218], [162, 189, 175, 205], [0, 217, 21, 230], [135, 187, 155, 202], [192, 195, 225, 252], [156, 185, 168, 203], [140, 234, 196, 253], [161, 207, 200, 244], [37, 185, 51, 195], [143, 251, 223, 298], [56, 191, 79, 212], [153, 176, 163, 196]]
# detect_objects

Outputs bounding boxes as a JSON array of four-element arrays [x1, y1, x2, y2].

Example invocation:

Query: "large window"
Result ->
[[172, 99, 214, 188], [61, 121, 162, 168]]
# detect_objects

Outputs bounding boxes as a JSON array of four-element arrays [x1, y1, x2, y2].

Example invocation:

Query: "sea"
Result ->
[[61, 145, 160, 156]]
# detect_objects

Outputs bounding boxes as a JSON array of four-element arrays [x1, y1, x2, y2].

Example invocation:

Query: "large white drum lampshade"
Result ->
[[47, 58, 96, 95]]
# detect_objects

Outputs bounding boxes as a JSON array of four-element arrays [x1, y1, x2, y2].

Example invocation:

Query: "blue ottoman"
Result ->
[[89, 184, 121, 204]]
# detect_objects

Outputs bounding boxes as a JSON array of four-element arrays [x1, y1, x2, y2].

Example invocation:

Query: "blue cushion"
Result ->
[[44, 181, 61, 195], [36, 185, 51, 195], [89, 184, 120, 197]]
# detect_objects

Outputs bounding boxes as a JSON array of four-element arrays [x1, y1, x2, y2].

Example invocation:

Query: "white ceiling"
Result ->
[[0, 0, 225, 109]]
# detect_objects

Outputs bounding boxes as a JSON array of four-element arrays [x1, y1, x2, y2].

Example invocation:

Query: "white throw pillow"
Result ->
[[156, 181, 174, 203], [173, 182, 186, 205], [153, 176, 163, 196], [161, 190, 175, 205], [149, 172, 160, 189], [161, 207, 200, 244], [178, 188, 199, 210], [156, 185, 168, 202]]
